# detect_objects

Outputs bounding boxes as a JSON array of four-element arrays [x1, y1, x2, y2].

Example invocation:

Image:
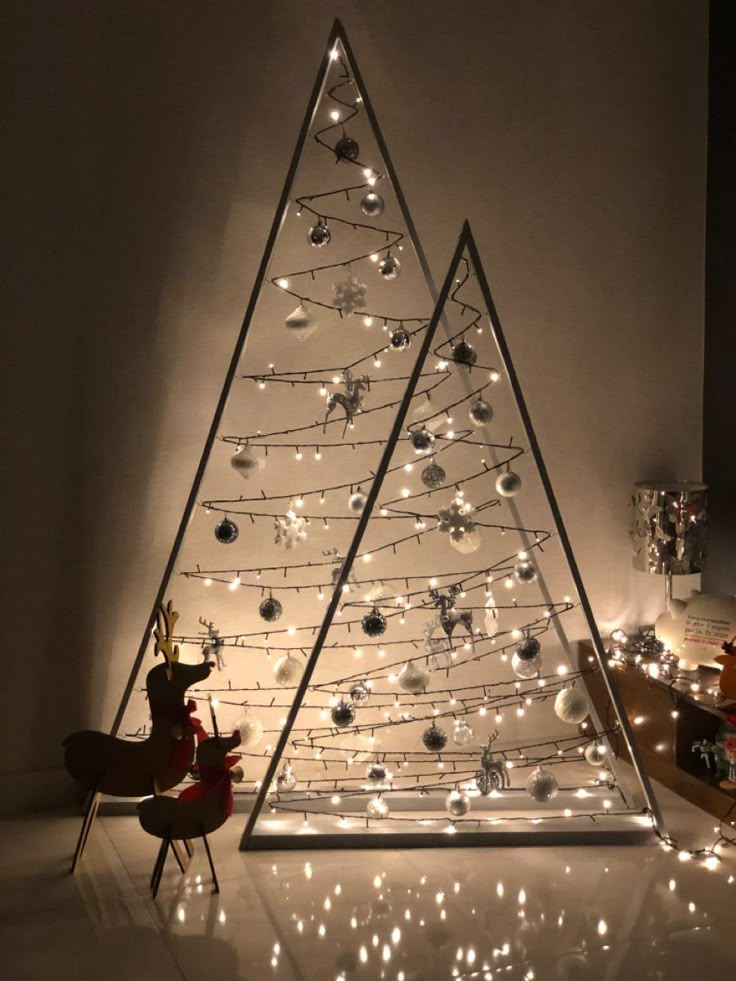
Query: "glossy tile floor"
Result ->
[[2, 782, 734, 981]]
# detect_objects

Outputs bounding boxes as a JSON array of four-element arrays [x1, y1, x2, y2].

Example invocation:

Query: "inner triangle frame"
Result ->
[[241, 222, 665, 849]]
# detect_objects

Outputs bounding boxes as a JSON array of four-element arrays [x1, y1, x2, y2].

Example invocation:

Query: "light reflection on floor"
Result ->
[[1, 782, 734, 980]]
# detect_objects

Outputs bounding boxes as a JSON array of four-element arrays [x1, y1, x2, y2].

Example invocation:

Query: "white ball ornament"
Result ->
[[398, 660, 430, 695], [449, 525, 483, 554], [273, 654, 303, 687], [233, 711, 264, 748], [527, 767, 559, 802], [446, 790, 471, 817], [554, 686, 590, 725], [496, 471, 522, 497], [452, 719, 475, 747]]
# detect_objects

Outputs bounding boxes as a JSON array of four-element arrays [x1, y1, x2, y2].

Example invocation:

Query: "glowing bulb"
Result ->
[[330, 110, 340, 121], [276, 278, 289, 289]]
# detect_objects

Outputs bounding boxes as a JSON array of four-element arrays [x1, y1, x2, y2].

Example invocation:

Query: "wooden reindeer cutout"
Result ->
[[138, 725, 241, 898], [64, 600, 213, 871]]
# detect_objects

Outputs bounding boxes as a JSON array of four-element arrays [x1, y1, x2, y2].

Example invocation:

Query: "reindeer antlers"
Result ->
[[154, 600, 180, 681]]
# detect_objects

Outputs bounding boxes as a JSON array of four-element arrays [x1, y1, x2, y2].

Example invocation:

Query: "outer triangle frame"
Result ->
[[241, 222, 665, 849]]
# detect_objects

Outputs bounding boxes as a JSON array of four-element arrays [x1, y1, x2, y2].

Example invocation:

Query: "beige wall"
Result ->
[[1, 0, 707, 807]]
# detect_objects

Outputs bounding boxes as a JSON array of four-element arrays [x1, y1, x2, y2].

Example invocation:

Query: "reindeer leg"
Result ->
[[70, 784, 101, 873], [201, 828, 219, 894]]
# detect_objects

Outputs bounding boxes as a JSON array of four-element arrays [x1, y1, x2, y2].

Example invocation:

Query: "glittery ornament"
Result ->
[[469, 398, 493, 426], [421, 461, 446, 489], [230, 765, 244, 783], [349, 680, 370, 706], [307, 220, 330, 247], [527, 767, 559, 802], [422, 722, 448, 752], [215, 518, 239, 544], [230, 444, 264, 478], [273, 654, 303, 687], [514, 560, 537, 584], [331, 700, 356, 728], [584, 743, 609, 767], [446, 790, 471, 817], [332, 275, 368, 316], [259, 596, 283, 622], [437, 498, 478, 550], [366, 795, 389, 819], [452, 339, 478, 367], [452, 719, 475, 747], [284, 303, 319, 340], [335, 135, 359, 161], [496, 471, 522, 497], [326, 369, 370, 434], [398, 660, 430, 695], [410, 427, 435, 453], [475, 739, 509, 795], [554, 686, 590, 725], [389, 326, 411, 351], [361, 607, 387, 637], [274, 510, 308, 550], [361, 191, 384, 216], [234, 711, 264, 748], [348, 489, 368, 513], [512, 651, 543, 679], [276, 765, 297, 792], [366, 763, 389, 785], [517, 636, 541, 660], [378, 255, 401, 280], [430, 585, 475, 642]]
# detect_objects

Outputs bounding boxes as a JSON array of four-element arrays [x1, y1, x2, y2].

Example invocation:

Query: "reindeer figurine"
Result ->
[[138, 710, 241, 897], [324, 369, 370, 437], [199, 617, 226, 672], [429, 584, 475, 647], [475, 731, 510, 795], [64, 601, 213, 871]]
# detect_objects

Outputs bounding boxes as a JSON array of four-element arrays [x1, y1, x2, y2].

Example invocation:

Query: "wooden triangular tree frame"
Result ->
[[241, 221, 665, 849]]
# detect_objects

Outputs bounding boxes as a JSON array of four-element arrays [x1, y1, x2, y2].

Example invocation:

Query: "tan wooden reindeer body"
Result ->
[[64, 601, 212, 868]]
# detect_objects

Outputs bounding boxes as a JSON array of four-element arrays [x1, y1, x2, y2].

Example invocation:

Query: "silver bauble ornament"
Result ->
[[348, 489, 368, 513], [335, 135, 359, 161], [449, 526, 482, 554], [398, 660, 430, 695], [331, 700, 356, 728], [452, 719, 475, 747], [234, 711, 264, 748], [284, 303, 319, 340], [276, 765, 297, 792], [366, 796, 389, 819], [452, 339, 477, 367], [469, 398, 493, 426], [307, 221, 330, 247], [517, 636, 541, 660], [514, 560, 538, 584], [512, 651, 543, 679], [273, 654, 303, 687], [421, 461, 446, 489], [496, 471, 522, 497], [366, 763, 389, 785], [360, 191, 384, 216], [410, 427, 435, 453], [214, 518, 239, 544], [259, 596, 283, 622], [527, 767, 559, 802], [446, 790, 471, 817], [361, 607, 387, 637], [389, 326, 411, 351], [554, 686, 590, 725], [422, 722, 448, 752], [584, 742, 609, 767], [378, 255, 401, 280], [230, 444, 264, 478], [349, 680, 370, 706]]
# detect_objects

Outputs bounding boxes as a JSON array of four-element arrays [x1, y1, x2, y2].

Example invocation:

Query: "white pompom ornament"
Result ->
[[234, 711, 264, 747], [554, 686, 590, 725], [273, 654, 303, 687]]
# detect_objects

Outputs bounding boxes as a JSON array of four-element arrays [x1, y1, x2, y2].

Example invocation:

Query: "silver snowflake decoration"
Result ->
[[436, 496, 477, 544], [274, 510, 308, 550], [332, 274, 368, 316]]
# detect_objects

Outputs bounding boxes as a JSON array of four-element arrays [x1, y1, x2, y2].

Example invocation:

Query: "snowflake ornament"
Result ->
[[332, 274, 368, 316], [436, 496, 477, 544], [274, 510, 308, 550]]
